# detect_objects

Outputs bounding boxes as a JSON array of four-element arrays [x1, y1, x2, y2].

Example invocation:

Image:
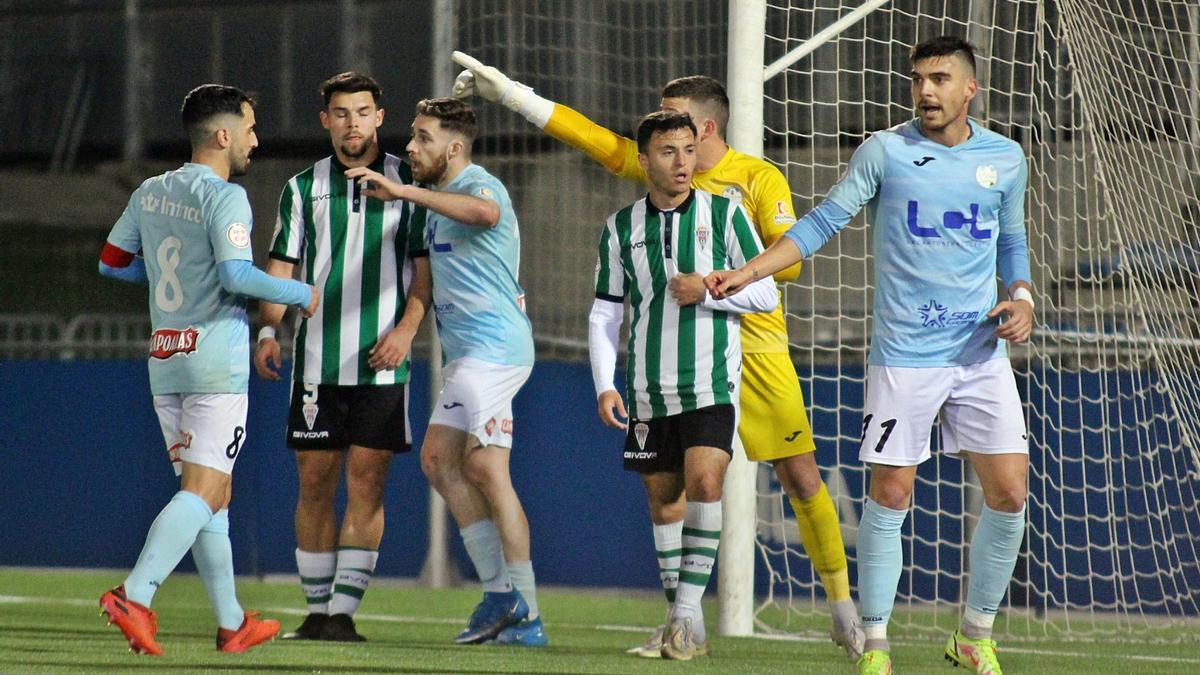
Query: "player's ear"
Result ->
[[699, 118, 717, 142], [319, 109, 331, 130], [214, 126, 232, 150], [637, 151, 649, 173], [375, 107, 385, 128]]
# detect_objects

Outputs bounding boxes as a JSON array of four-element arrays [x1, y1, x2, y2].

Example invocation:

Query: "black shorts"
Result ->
[[286, 382, 412, 452], [623, 404, 736, 474]]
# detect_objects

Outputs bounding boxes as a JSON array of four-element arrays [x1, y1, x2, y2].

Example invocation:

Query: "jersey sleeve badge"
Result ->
[[226, 222, 251, 248]]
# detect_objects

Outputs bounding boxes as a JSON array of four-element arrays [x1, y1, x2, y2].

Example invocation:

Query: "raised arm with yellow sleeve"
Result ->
[[453, 51, 863, 660]]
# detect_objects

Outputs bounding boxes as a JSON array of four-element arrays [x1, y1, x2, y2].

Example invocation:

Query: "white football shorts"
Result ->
[[859, 358, 1028, 466], [153, 393, 249, 476], [429, 357, 532, 449]]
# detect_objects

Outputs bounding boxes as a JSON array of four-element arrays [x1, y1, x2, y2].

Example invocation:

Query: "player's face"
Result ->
[[321, 91, 383, 160], [407, 115, 451, 184], [640, 127, 697, 198], [911, 55, 977, 133], [227, 102, 258, 177]]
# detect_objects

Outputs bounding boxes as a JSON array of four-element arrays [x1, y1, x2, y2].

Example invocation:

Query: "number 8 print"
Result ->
[[155, 236, 184, 312]]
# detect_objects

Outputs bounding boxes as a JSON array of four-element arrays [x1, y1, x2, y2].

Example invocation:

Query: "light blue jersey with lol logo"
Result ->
[[785, 119, 1031, 367]]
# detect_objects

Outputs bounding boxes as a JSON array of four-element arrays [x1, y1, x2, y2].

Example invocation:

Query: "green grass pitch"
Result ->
[[2, 568, 1197, 673]]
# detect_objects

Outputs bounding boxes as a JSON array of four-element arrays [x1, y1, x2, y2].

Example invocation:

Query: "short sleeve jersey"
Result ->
[[270, 153, 426, 386]]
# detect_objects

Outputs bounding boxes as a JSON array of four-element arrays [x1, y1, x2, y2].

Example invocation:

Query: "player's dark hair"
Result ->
[[180, 84, 254, 147], [910, 35, 977, 74], [636, 110, 697, 153], [320, 71, 383, 107], [416, 97, 477, 142], [660, 75, 730, 137]]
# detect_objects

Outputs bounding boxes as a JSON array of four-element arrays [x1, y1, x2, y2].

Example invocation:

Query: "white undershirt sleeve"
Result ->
[[588, 298, 624, 397], [700, 276, 779, 315]]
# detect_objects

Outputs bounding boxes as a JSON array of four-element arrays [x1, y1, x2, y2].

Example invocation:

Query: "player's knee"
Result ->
[[648, 499, 686, 524], [985, 485, 1027, 513], [463, 456, 507, 495], [869, 481, 912, 510], [686, 476, 724, 503]]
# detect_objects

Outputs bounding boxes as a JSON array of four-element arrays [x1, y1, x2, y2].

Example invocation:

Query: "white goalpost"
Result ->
[[446, 0, 1200, 643]]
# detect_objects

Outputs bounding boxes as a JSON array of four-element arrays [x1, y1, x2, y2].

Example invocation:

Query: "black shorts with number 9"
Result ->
[[286, 382, 412, 452]]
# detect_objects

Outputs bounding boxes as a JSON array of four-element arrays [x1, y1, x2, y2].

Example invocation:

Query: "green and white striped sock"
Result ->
[[675, 500, 721, 644], [652, 521, 683, 604], [328, 547, 379, 616], [295, 548, 336, 615]]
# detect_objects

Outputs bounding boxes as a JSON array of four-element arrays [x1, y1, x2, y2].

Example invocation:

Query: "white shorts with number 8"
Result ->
[[153, 393, 249, 476]]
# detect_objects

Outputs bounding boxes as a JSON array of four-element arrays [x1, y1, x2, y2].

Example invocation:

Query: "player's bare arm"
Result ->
[[988, 281, 1035, 344], [668, 273, 706, 306], [368, 256, 432, 371], [705, 236, 804, 298], [597, 389, 629, 431], [346, 166, 500, 227]]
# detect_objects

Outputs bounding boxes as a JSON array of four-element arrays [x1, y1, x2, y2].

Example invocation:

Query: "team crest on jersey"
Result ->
[[302, 402, 319, 430], [149, 327, 200, 359], [696, 224, 710, 249], [634, 422, 649, 450], [723, 186, 743, 201], [226, 222, 251, 248], [485, 417, 497, 437], [477, 187, 494, 198], [976, 164, 998, 188]]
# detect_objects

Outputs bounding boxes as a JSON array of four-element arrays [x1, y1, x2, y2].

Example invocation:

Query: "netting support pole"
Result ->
[[763, 0, 890, 82], [719, 0, 768, 638], [419, 0, 459, 590]]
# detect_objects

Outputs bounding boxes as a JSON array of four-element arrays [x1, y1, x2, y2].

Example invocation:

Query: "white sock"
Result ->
[[327, 547, 378, 616], [295, 548, 336, 615]]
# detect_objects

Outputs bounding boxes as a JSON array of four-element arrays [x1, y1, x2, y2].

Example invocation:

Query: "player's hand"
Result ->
[[451, 51, 512, 102], [345, 167, 409, 202], [705, 268, 753, 299], [988, 298, 1034, 344], [368, 327, 415, 371], [597, 389, 628, 430], [254, 335, 282, 381], [668, 273, 706, 306], [302, 285, 320, 318]]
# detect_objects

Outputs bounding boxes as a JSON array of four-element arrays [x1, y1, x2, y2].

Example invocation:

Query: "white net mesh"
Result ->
[[760, 0, 1200, 641], [455, 0, 1200, 641]]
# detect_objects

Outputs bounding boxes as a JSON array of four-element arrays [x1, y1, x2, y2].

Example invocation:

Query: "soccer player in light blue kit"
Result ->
[[707, 37, 1034, 675], [347, 97, 545, 646], [98, 84, 318, 656]]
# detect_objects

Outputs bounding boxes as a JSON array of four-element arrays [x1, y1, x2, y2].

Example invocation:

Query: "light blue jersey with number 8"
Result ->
[[106, 162, 257, 394]]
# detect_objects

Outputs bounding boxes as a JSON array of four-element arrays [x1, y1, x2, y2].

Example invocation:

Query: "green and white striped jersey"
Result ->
[[594, 189, 765, 419], [270, 153, 426, 386]]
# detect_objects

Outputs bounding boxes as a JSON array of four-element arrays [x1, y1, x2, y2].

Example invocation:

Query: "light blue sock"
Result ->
[[125, 490, 214, 607], [857, 498, 908, 651], [192, 509, 245, 630], [461, 520, 512, 593], [963, 504, 1027, 638]]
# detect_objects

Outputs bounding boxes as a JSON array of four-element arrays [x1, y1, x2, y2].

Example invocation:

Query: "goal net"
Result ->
[[453, 0, 1200, 641]]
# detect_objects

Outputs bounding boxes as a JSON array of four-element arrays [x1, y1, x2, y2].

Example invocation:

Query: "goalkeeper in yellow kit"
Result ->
[[453, 52, 864, 660]]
